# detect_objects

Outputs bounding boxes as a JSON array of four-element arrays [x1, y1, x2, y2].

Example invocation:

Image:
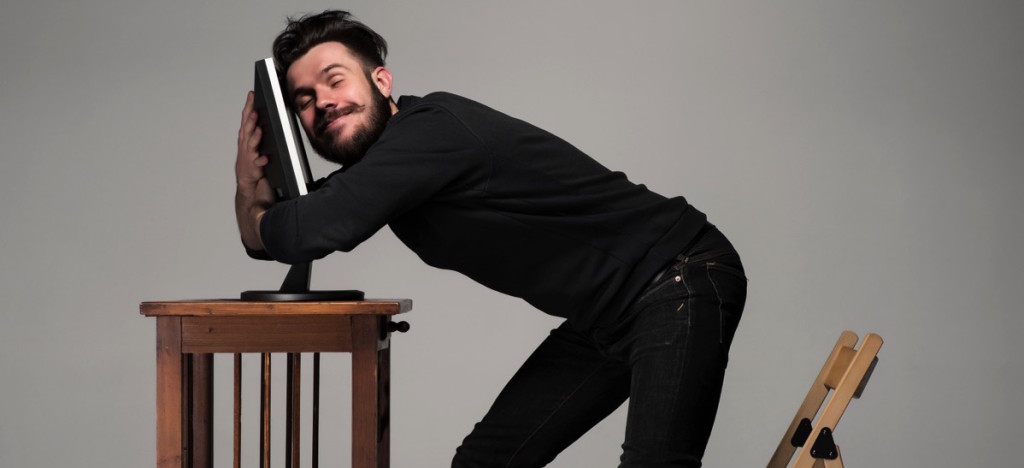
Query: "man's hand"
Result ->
[[235, 91, 275, 252]]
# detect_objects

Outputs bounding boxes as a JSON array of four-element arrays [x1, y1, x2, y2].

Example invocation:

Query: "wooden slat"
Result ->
[[260, 354, 271, 468], [313, 353, 321, 468], [191, 354, 214, 468], [285, 356, 293, 468], [156, 317, 183, 468], [823, 347, 856, 390], [286, 354, 301, 468], [234, 354, 242, 468], [141, 299, 412, 317], [184, 355, 192, 468], [181, 316, 353, 353]]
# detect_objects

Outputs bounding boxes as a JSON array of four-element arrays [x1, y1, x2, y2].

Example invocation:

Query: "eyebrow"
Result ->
[[290, 63, 352, 99], [320, 63, 350, 75]]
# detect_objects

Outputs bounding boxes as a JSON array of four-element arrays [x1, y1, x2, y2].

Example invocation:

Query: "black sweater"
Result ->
[[259, 92, 707, 330]]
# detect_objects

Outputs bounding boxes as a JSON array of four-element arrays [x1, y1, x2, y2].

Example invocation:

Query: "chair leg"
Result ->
[[809, 445, 842, 468], [769, 332, 859, 468], [825, 445, 843, 468]]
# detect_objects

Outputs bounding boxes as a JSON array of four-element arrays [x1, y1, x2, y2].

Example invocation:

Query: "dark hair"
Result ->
[[272, 10, 388, 76]]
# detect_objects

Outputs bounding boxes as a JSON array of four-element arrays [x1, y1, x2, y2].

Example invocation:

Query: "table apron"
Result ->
[[180, 315, 362, 353]]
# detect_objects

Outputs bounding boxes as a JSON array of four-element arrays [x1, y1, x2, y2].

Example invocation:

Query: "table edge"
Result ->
[[140, 298, 412, 316]]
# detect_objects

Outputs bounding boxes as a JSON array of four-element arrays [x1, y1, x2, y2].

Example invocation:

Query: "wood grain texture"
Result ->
[[260, 354, 271, 468], [351, 316, 389, 468], [768, 331, 858, 468], [313, 353, 321, 468], [286, 354, 301, 468], [145, 298, 411, 468], [793, 334, 883, 468], [181, 316, 353, 353], [141, 299, 411, 317], [190, 354, 214, 468], [768, 331, 883, 468], [156, 317, 183, 468]]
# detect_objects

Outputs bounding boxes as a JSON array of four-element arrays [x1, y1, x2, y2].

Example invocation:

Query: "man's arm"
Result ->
[[257, 100, 489, 263], [235, 91, 275, 252]]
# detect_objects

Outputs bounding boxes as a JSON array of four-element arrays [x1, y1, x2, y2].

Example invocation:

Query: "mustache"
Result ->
[[314, 104, 364, 135]]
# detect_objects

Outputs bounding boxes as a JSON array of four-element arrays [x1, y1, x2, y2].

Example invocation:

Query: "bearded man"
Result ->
[[235, 10, 747, 468]]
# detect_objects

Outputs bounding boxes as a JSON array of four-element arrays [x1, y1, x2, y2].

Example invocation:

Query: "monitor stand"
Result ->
[[240, 262, 365, 301]]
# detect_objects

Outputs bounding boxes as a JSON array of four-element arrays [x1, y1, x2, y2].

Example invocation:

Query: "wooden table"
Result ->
[[141, 299, 411, 468]]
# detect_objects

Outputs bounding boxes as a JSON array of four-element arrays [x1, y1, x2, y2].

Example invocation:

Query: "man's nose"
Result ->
[[316, 93, 336, 110]]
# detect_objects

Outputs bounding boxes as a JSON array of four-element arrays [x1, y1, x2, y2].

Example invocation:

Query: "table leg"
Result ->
[[190, 354, 214, 468], [156, 317, 183, 468], [351, 316, 390, 468], [380, 345, 391, 468]]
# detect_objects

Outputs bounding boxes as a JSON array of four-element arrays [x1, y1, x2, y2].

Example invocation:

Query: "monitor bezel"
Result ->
[[253, 57, 311, 201]]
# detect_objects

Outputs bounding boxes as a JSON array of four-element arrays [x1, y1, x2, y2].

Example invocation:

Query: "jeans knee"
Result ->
[[452, 441, 557, 468]]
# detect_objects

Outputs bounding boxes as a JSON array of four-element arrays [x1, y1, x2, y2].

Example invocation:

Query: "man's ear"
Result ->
[[370, 66, 394, 98]]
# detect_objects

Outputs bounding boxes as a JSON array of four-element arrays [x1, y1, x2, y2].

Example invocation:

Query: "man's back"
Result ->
[[263, 92, 708, 328]]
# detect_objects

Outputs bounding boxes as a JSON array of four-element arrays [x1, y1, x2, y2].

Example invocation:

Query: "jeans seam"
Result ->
[[705, 261, 746, 281], [505, 359, 615, 467], [680, 248, 736, 265], [681, 265, 693, 363], [706, 263, 724, 344]]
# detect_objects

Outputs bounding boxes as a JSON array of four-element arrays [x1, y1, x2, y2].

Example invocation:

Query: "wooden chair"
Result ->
[[767, 330, 883, 468]]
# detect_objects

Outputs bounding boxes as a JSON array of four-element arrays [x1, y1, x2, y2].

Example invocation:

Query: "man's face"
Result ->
[[286, 42, 394, 166]]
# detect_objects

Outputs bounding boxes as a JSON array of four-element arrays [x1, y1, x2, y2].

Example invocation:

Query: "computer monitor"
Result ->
[[240, 58, 363, 302], [253, 57, 311, 201]]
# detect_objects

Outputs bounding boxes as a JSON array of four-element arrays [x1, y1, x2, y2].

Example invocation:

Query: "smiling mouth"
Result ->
[[317, 105, 363, 135], [326, 115, 346, 131]]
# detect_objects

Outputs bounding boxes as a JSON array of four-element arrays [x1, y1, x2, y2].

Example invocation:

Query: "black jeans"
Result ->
[[452, 225, 747, 467]]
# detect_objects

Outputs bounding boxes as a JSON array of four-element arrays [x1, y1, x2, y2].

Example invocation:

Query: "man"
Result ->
[[236, 10, 746, 468]]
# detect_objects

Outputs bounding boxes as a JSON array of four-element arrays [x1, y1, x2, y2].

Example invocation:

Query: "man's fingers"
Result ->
[[242, 111, 259, 143], [244, 153, 269, 178], [238, 92, 256, 144], [248, 126, 262, 152], [236, 92, 270, 190], [241, 91, 254, 122], [240, 159, 265, 188]]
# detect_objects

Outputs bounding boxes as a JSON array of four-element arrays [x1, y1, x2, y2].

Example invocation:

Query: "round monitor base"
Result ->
[[239, 290, 365, 302]]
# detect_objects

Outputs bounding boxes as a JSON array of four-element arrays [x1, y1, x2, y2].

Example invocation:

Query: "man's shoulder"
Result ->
[[391, 92, 509, 138], [394, 91, 523, 136], [376, 92, 494, 151], [396, 91, 481, 114]]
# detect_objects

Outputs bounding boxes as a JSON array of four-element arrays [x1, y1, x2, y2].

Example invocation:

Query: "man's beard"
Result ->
[[309, 88, 392, 167]]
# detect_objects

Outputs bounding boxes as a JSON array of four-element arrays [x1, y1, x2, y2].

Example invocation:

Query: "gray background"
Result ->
[[2, 0, 1021, 466]]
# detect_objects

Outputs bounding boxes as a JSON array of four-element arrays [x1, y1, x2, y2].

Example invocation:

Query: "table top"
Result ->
[[140, 299, 412, 317]]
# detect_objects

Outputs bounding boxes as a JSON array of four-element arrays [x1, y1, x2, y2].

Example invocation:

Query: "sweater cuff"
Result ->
[[242, 211, 276, 261], [243, 243, 274, 261]]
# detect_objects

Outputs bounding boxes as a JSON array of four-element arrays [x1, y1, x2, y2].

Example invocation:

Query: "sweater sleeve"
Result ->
[[259, 102, 489, 264]]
